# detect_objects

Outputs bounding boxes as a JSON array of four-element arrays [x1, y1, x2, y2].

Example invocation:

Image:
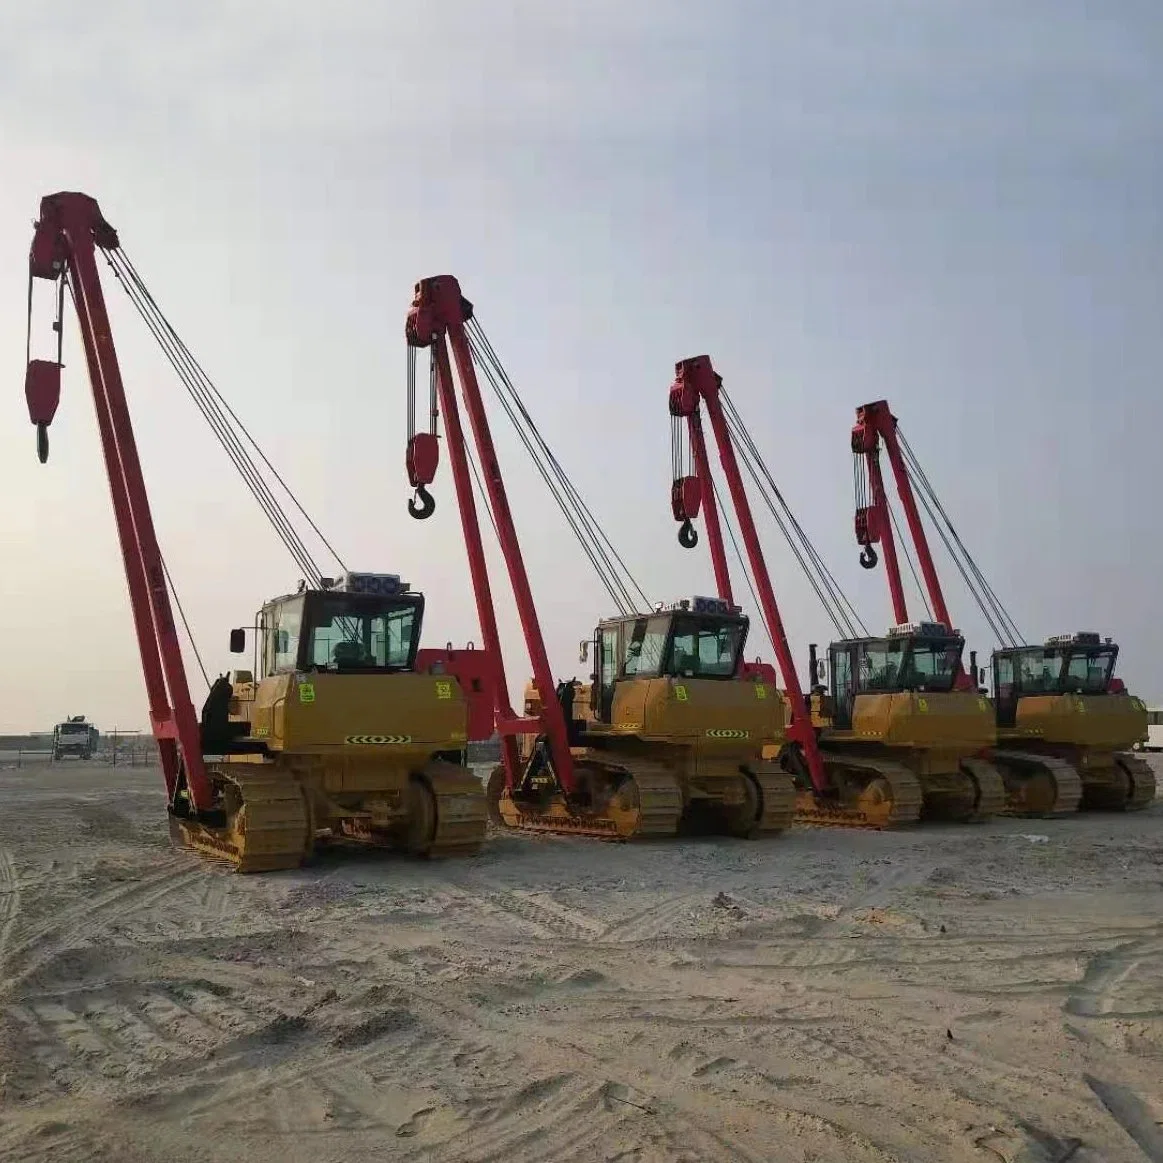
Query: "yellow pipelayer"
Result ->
[[506, 597, 797, 841], [170, 572, 487, 871]]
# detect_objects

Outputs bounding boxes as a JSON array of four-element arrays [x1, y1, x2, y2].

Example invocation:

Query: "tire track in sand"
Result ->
[[1, 858, 206, 990], [0, 847, 20, 968], [1064, 928, 1163, 1020]]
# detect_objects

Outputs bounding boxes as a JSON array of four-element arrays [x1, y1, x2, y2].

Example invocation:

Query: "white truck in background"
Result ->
[[52, 715, 99, 760], [1144, 707, 1163, 752]]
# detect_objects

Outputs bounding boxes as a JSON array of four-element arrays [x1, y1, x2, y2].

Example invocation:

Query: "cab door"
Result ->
[[595, 626, 619, 722], [993, 652, 1017, 728], [829, 643, 857, 729]]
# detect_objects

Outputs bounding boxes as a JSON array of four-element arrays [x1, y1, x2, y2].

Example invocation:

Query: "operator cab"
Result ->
[[828, 622, 965, 730], [238, 572, 425, 679], [204, 572, 425, 754], [590, 596, 749, 722], [992, 632, 1119, 728]]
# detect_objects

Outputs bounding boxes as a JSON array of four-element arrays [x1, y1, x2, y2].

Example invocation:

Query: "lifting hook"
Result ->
[[36, 423, 49, 464], [408, 484, 435, 520], [677, 518, 698, 549], [859, 544, 878, 570]]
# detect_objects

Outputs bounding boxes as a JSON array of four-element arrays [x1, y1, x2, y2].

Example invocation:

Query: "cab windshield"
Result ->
[[1061, 647, 1116, 695], [304, 593, 422, 672], [1014, 647, 1057, 693], [665, 615, 746, 678], [620, 613, 747, 680], [860, 635, 962, 694]]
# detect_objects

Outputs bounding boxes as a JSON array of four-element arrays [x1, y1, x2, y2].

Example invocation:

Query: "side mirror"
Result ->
[[229, 628, 246, 653], [579, 639, 590, 664], [978, 667, 986, 686], [815, 660, 827, 682]]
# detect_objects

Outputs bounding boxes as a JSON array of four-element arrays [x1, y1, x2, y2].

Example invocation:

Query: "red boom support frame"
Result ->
[[668, 355, 829, 795], [852, 401, 975, 691], [404, 276, 577, 796], [24, 192, 214, 812], [852, 400, 953, 630]]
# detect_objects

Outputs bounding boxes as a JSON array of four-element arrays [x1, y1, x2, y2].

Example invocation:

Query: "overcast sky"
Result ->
[[2, 0, 1160, 732]]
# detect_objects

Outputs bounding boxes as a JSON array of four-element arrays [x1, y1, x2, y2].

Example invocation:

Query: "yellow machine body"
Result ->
[[989, 635, 1154, 814], [785, 625, 1007, 828], [170, 575, 487, 871], [499, 600, 797, 840], [1007, 692, 1147, 751]]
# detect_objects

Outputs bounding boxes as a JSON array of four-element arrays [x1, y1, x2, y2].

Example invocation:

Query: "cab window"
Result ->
[[623, 616, 668, 677], [307, 597, 420, 671], [667, 616, 744, 678], [1018, 648, 1055, 693], [858, 641, 898, 691], [269, 598, 304, 674], [1063, 648, 1115, 695], [994, 653, 1014, 699]]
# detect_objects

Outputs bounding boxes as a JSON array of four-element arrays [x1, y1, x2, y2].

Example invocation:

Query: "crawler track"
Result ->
[[487, 751, 788, 841], [741, 763, 797, 837], [488, 756, 683, 840], [1114, 754, 1157, 812], [794, 756, 924, 830], [419, 759, 490, 857], [170, 757, 487, 872], [992, 751, 1083, 817], [170, 764, 312, 873], [960, 758, 1008, 822]]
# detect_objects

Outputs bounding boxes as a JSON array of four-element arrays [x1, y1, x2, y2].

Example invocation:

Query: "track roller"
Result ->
[[992, 751, 1082, 817]]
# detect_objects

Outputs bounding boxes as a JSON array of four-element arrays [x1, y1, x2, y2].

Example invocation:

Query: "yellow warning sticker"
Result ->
[[755, 685, 768, 700], [435, 680, 453, 700], [977, 697, 988, 712], [298, 683, 315, 704], [706, 728, 750, 739], [917, 698, 929, 713], [344, 734, 413, 745], [674, 685, 689, 702]]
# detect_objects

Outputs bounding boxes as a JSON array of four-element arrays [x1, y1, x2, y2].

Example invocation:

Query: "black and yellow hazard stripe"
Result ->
[[344, 734, 414, 745]]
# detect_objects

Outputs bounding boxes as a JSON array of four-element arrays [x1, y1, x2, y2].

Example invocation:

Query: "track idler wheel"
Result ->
[[1015, 770, 1056, 814]]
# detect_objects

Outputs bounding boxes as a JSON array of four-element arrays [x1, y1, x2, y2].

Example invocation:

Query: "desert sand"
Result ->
[[1, 759, 1161, 1163]]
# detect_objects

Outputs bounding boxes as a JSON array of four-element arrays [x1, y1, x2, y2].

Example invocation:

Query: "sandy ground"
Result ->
[[0, 761, 1161, 1163]]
